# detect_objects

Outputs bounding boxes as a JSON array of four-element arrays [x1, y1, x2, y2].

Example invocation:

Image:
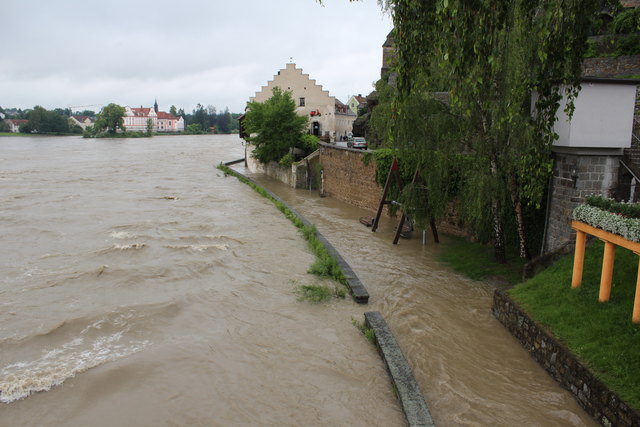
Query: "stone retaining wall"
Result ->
[[582, 55, 640, 78], [318, 143, 382, 213], [492, 289, 640, 427]]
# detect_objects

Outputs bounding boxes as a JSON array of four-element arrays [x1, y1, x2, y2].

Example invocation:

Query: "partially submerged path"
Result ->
[[243, 171, 597, 426]]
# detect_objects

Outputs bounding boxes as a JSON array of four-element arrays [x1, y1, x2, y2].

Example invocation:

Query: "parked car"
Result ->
[[348, 137, 368, 150]]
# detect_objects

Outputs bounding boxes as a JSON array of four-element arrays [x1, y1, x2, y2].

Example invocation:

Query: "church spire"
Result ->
[[154, 99, 158, 113]]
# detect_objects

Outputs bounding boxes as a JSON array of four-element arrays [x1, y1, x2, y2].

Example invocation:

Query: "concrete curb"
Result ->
[[364, 311, 435, 427], [220, 161, 369, 303]]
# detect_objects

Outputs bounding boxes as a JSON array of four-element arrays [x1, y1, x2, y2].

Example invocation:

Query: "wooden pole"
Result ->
[[599, 241, 616, 302], [372, 158, 398, 232], [571, 230, 587, 288], [633, 257, 640, 323], [393, 213, 406, 245]]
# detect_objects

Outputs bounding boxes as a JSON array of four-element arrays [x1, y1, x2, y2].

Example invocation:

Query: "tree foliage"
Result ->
[[243, 87, 309, 164], [20, 106, 70, 134], [94, 103, 126, 135], [372, 0, 600, 262]]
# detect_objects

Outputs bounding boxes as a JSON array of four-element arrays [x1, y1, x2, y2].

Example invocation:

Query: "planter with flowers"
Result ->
[[570, 196, 640, 323]]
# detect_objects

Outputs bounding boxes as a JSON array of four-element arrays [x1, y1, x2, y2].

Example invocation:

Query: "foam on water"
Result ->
[[109, 231, 137, 239], [113, 243, 147, 250], [0, 324, 150, 404], [164, 244, 229, 252]]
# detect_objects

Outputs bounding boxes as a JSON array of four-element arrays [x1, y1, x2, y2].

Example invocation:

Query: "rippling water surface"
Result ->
[[245, 172, 598, 427], [0, 135, 404, 426]]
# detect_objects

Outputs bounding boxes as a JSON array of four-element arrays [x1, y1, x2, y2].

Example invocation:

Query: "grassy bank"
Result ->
[[217, 164, 348, 299], [0, 132, 47, 137], [509, 240, 640, 409], [438, 235, 526, 285], [439, 236, 640, 409]]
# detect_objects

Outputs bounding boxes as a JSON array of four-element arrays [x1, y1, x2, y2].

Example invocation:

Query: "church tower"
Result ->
[[154, 99, 158, 113]]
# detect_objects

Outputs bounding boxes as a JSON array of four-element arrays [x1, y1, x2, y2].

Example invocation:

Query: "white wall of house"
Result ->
[[552, 81, 637, 149], [250, 63, 354, 141]]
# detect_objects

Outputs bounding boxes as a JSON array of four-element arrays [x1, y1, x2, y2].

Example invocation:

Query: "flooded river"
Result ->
[[244, 172, 598, 426], [0, 134, 596, 426], [0, 135, 403, 426]]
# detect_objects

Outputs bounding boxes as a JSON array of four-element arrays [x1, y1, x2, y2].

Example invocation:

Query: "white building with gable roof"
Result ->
[[250, 63, 355, 142]]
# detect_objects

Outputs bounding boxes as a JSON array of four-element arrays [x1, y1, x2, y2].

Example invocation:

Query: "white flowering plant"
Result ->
[[573, 203, 640, 243]]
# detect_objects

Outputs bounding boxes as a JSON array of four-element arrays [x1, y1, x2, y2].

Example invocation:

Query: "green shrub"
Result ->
[[615, 34, 640, 56], [585, 195, 640, 219], [612, 8, 640, 35], [279, 152, 294, 167], [300, 134, 319, 153]]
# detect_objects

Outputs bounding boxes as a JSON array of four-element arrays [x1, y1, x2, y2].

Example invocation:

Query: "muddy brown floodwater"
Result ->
[[0, 135, 404, 426], [244, 170, 598, 427]]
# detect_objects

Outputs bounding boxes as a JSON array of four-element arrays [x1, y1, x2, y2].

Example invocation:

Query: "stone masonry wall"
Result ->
[[493, 289, 640, 427], [582, 55, 640, 78], [319, 143, 382, 213], [545, 153, 621, 253]]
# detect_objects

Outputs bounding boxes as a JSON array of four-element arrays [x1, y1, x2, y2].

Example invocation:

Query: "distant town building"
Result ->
[[69, 115, 95, 130], [123, 101, 184, 133], [250, 63, 356, 141], [347, 94, 367, 115], [5, 119, 28, 133]]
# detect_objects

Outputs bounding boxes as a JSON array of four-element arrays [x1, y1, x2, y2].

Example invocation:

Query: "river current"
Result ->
[[0, 134, 594, 426]]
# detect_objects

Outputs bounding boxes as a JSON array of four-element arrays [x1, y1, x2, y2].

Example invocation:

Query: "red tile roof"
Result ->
[[156, 112, 178, 120], [131, 108, 151, 116]]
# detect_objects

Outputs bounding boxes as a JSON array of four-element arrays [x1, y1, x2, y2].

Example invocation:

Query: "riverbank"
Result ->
[[437, 235, 640, 424], [239, 169, 597, 426]]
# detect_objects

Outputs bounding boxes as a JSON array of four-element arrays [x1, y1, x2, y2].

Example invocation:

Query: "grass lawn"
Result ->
[[438, 235, 526, 285], [439, 235, 640, 409], [0, 132, 30, 136], [509, 240, 640, 410]]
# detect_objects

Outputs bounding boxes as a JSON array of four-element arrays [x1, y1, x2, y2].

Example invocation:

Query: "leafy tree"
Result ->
[[186, 123, 204, 134], [94, 103, 126, 135], [373, 0, 600, 262], [243, 87, 309, 164], [192, 103, 210, 132], [20, 106, 70, 134], [146, 118, 154, 136], [177, 108, 185, 117], [217, 107, 231, 134], [169, 105, 178, 116]]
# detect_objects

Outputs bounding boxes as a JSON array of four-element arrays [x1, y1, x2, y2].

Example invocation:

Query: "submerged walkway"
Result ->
[[241, 170, 597, 427]]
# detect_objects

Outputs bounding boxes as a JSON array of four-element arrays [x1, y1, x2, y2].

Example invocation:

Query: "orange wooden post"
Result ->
[[599, 241, 616, 302], [634, 257, 640, 324], [572, 230, 587, 288]]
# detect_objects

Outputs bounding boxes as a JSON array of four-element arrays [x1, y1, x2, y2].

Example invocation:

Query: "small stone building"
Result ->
[[543, 77, 639, 253]]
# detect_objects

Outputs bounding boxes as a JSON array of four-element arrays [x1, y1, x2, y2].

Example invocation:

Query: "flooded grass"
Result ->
[[439, 235, 525, 285], [352, 318, 376, 345], [295, 283, 346, 303], [509, 240, 640, 410]]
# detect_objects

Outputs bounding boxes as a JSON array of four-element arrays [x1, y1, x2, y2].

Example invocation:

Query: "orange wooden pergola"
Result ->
[[571, 220, 640, 323]]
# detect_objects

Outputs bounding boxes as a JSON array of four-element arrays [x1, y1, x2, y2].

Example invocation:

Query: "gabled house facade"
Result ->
[[250, 63, 355, 142], [69, 115, 95, 130], [5, 119, 28, 133], [347, 94, 367, 115]]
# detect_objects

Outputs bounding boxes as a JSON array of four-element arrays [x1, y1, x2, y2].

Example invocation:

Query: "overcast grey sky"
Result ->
[[0, 0, 392, 114]]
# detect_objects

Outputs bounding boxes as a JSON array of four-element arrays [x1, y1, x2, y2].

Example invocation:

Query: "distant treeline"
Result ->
[[1, 104, 243, 135], [172, 104, 241, 134]]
